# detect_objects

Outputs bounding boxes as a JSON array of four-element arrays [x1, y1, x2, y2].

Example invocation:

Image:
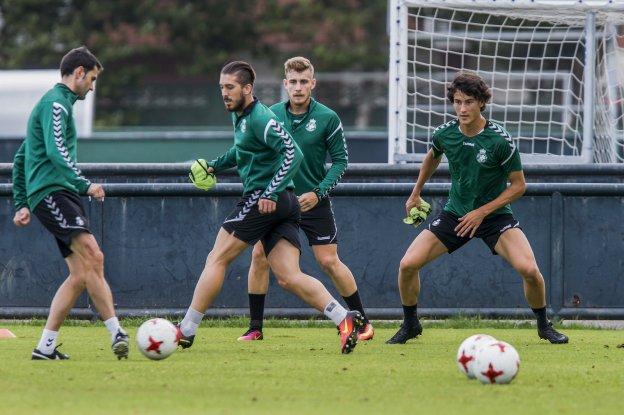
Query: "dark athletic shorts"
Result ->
[[33, 190, 91, 258], [222, 189, 301, 254], [427, 210, 521, 255], [300, 197, 338, 246]]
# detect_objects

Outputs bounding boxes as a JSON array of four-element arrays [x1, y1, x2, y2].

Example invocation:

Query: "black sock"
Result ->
[[532, 306, 549, 329], [249, 293, 266, 331], [402, 304, 418, 326], [342, 291, 368, 323]]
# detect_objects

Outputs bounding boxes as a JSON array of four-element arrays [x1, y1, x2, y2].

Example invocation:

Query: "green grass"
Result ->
[[1, 321, 623, 415]]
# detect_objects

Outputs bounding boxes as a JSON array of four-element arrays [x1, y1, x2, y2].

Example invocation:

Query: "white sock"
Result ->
[[104, 317, 123, 341], [37, 329, 59, 355], [324, 300, 348, 326], [180, 307, 204, 337]]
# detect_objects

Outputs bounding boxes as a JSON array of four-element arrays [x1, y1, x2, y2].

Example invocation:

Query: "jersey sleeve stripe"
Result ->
[[326, 122, 343, 141], [263, 121, 272, 142], [53, 102, 68, 116], [261, 119, 296, 199], [319, 125, 348, 199], [52, 103, 90, 186], [501, 146, 517, 166]]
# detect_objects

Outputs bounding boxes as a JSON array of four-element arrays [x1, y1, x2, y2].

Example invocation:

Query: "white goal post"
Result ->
[[388, 0, 624, 163]]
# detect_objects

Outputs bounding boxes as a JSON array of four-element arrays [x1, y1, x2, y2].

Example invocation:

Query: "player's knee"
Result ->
[[67, 274, 87, 289], [399, 255, 422, 275], [274, 275, 291, 291], [317, 255, 341, 275], [205, 249, 232, 268], [251, 247, 269, 268], [82, 245, 104, 269], [273, 271, 296, 292], [518, 262, 541, 282]]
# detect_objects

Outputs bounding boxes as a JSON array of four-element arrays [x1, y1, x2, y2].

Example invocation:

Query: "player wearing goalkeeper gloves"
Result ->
[[386, 71, 568, 345], [178, 61, 364, 354], [237, 57, 373, 343]]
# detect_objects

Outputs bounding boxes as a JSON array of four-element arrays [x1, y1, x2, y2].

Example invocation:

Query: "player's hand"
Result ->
[[455, 208, 487, 238], [87, 183, 105, 202], [13, 207, 31, 227], [405, 195, 423, 217], [298, 192, 319, 212], [258, 198, 276, 214]]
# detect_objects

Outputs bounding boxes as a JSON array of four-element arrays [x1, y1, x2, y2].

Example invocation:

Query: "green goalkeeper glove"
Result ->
[[403, 199, 432, 227], [189, 159, 217, 190]]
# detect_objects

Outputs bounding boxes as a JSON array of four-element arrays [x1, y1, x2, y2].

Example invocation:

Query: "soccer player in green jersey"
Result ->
[[177, 61, 364, 354], [386, 71, 568, 345], [236, 57, 374, 342], [12, 47, 129, 360]]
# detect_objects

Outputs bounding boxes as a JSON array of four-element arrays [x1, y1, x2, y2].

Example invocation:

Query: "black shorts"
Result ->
[[222, 189, 301, 255], [33, 190, 91, 258], [300, 197, 338, 246], [428, 210, 521, 255]]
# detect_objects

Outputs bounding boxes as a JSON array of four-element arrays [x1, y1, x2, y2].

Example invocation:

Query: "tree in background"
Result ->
[[0, 0, 388, 126]]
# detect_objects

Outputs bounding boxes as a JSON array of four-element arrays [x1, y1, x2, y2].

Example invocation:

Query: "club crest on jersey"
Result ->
[[305, 118, 317, 132], [240, 119, 247, 133], [476, 149, 488, 163]]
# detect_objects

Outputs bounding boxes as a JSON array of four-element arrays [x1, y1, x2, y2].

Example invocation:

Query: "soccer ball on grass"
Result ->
[[136, 318, 179, 360], [456, 334, 497, 379], [472, 340, 520, 384]]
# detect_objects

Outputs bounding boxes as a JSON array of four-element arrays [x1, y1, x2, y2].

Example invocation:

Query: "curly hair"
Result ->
[[447, 71, 491, 111], [284, 56, 314, 77]]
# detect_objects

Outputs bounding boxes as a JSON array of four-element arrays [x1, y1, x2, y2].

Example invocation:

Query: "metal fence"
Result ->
[[1, 178, 622, 319]]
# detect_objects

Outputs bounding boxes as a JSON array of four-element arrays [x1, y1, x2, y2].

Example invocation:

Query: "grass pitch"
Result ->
[[0, 319, 622, 415]]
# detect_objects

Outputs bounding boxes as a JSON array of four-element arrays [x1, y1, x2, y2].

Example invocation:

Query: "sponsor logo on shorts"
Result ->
[[305, 118, 317, 132], [432, 219, 441, 227], [316, 235, 331, 241], [75, 216, 85, 226]]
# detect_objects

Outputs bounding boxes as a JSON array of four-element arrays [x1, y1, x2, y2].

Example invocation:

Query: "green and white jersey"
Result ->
[[270, 98, 347, 198], [431, 119, 522, 217], [209, 98, 303, 201], [12, 83, 91, 211]]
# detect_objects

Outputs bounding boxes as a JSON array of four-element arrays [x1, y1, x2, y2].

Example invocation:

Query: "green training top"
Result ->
[[12, 83, 91, 211], [270, 98, 347, 198], [209, 98, 303, 201], [431, 119, 522, 217]]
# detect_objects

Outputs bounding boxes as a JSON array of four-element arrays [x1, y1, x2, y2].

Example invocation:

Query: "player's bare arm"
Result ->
[[406, 149, 442, 216], [455, 170, 526, 238]]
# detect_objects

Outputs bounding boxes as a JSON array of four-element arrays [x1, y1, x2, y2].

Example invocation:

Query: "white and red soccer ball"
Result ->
[[457, 335, 520, 384], [136, 318, 179, 360], [473, 340, 520, 384], [456, 334, 497, 379]]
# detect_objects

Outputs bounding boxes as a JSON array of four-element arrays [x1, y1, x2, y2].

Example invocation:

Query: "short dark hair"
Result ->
[[221, 61, 256, 87], [60, 46, 103, 77], [447, 71, 491, 111]]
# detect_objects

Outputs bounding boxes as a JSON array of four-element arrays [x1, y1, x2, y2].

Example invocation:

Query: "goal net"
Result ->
[[388, 0, 624, 163]]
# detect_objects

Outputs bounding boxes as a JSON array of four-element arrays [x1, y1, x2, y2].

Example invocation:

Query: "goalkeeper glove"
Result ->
[[189, 159, 217, 190], [403, 198, 432, 227]]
